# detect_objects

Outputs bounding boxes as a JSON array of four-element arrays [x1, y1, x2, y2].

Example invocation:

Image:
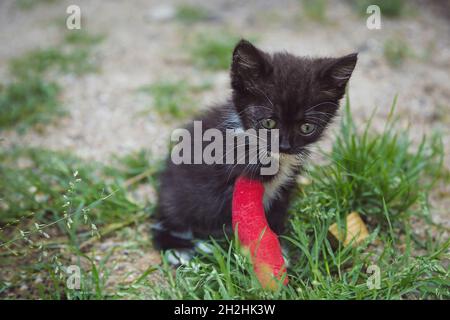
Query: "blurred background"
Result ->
[[1, 0, 449, 161], [0, 0, 449, 299]]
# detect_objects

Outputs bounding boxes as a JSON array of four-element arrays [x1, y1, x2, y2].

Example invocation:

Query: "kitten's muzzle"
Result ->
[[279, 141, 292, 153]]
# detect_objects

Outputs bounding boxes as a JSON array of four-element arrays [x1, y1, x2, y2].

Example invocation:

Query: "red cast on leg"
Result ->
[[232, 176, 288, 289]]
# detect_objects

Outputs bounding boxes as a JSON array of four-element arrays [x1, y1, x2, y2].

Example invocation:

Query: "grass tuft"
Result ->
[[352, 0, 405, 18], [10, 47, 97, 78], [301, 0, 328, 22], [16, 0, 56, 10], [296, 97, 443, 226], [175, 4, 211, 24], [0, 147, 157, 299], [0, 30, 103, 132], [0, 78, 61, 131], [189, 32, 241, 71], [383, 38, 413, 67], [64, 31, 105, 47], [138, 79, 211, 119], [0, 148, 142, 225], [106, 150, 164, 188]]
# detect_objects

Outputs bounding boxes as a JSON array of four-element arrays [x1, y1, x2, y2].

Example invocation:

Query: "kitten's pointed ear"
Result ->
[[320, 53, 358, 98], [231, 39, 272, 92]]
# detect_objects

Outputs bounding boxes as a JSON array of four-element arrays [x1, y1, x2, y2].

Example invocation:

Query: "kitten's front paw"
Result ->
[[165, 241, 213, 266], [195, 241, 213, 254], [165, 249, 195, 266]]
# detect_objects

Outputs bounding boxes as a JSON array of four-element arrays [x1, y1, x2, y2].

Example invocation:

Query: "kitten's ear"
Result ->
[[231, 39, 272, 92], [319, 53, 358, 98]]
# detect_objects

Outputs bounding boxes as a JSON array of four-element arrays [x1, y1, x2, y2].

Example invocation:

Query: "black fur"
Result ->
[[153, 39, 357, 251]]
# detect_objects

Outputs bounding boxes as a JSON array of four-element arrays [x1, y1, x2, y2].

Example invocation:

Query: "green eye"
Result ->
[[260, 118, 277, 129], [300, 123, 316, 135]]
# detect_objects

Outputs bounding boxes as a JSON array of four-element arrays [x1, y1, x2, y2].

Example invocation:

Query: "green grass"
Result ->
[[189, 32, 241, 71], [0, 30, 103, 132], [0, 148, 144, 226], [383, 38, 413, 67], [0, 78, 61, 131], [0, 147, 158, 299], [1, 97, 449, 299], [64, 31, 105, 47], [302, 0, 328, 22], [301, 97, 443, 225], [139, 79, 211, 119], [136, 97, 449, 300], [175, 4, 211, 24], [10, 30, 104, 78], [352, 0, 405, 17], [106, 150, 163, 188], [10, 47, 98, 78], [140, 232, 448, 299], [16, 0, 56, 10]]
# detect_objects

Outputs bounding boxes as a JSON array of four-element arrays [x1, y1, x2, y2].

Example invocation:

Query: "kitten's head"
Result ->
[[230, 39, 357, 155]]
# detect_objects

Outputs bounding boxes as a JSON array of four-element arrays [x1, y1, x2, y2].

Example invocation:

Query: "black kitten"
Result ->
[[153, 39, 357, 263]]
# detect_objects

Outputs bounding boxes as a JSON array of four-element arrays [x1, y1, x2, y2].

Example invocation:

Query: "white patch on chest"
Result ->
[[263, 154, 300, 209], [222, 110, 301, 209]]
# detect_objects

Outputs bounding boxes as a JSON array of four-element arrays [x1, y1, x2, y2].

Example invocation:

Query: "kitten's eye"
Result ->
[[300, 123, 316, 135], [260, 118, 277, 129]]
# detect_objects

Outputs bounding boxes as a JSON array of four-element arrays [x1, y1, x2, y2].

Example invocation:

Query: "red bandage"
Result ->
[[232, 176, 288, 289]]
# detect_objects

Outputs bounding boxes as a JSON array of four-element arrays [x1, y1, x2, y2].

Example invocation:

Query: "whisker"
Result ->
[[303, 116, 330, 126], [234, 131, 268, 143], [225, 147, 260, 183], [304, 101, 339, 113], [227, 144, 259, 182], [305, 148, 348, 171], [305, 111, 334, 118]]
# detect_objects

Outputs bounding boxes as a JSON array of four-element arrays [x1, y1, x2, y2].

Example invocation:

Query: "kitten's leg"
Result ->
[[152, 225, 215, 265], [266, 196, 290, 235], [151, 221, 194, 250], [267, 193, 293, 266], [152, 221, 196, 265], [195, 241, 213, 254], [165, 249, 195, 266]]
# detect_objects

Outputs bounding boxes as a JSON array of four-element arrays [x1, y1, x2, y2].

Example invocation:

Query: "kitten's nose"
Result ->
[[279, 140, 291, 153]]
